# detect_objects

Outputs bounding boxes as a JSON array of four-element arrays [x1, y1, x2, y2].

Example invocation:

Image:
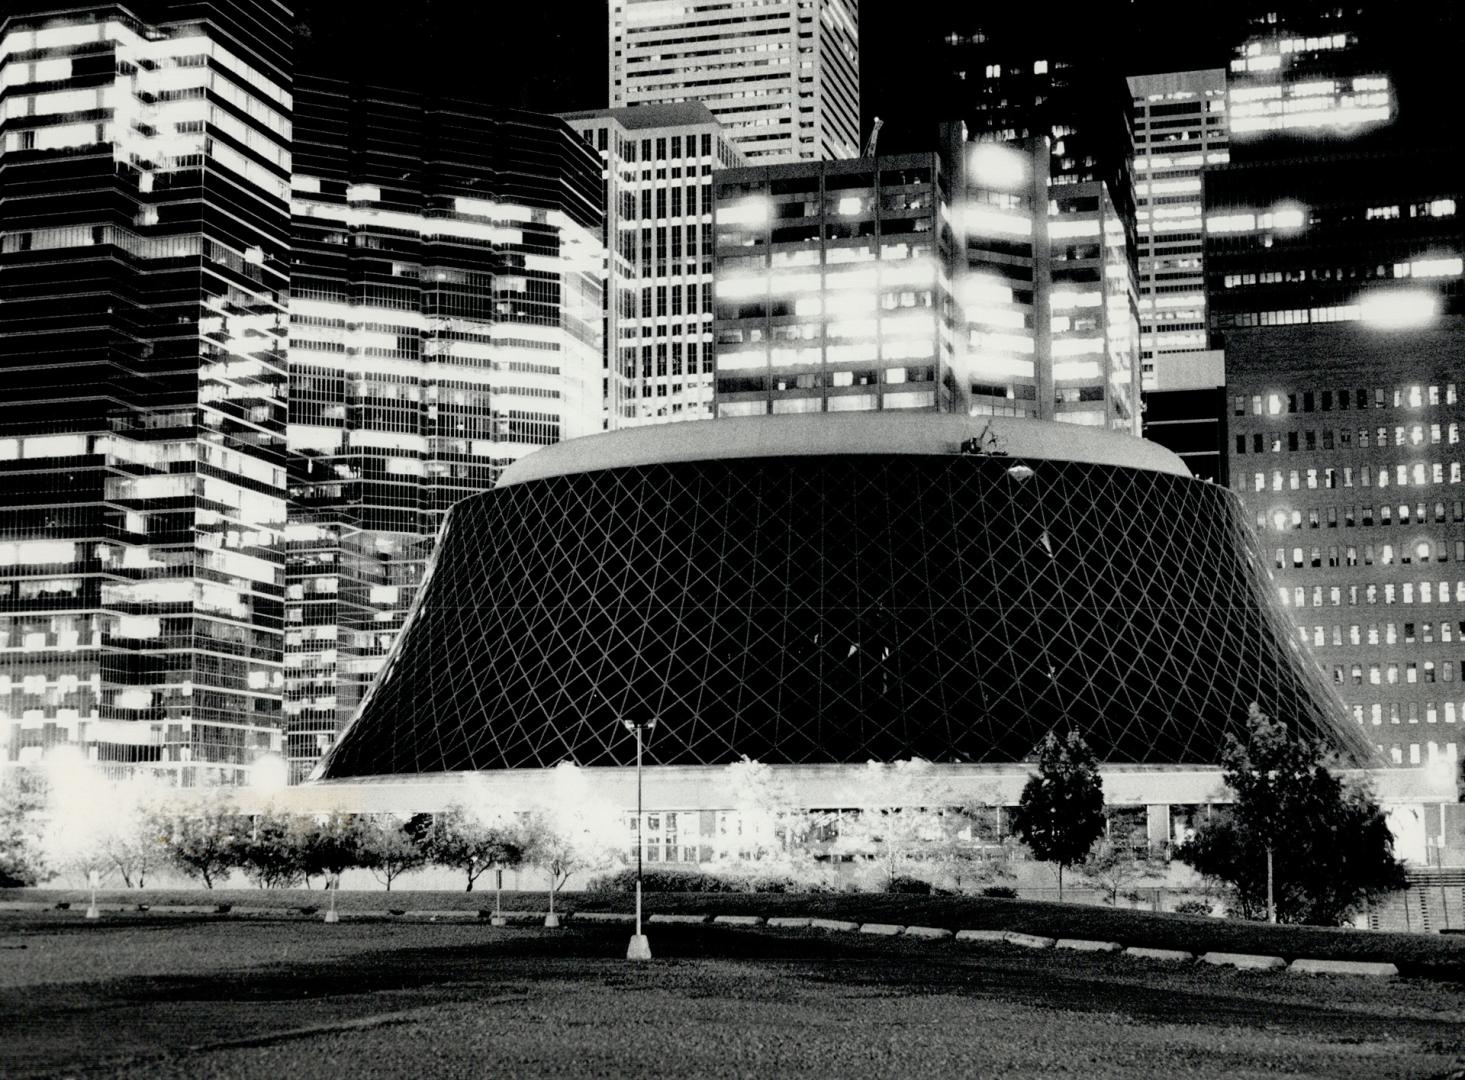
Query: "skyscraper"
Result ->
[[0, 1, 293, 782], [607, 0, 860, 165], [283, 79, 605, 779], [560, 103, 745, 427], [1210, 3, 1465, 770], [937, 25, 1140, 432]]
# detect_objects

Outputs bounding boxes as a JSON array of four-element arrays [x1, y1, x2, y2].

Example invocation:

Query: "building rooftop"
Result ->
[[498, 413, 1193, 487], [558, 102, 718, 130]]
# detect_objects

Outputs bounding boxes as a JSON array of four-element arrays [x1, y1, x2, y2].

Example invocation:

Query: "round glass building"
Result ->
[[313, 413, 1369, 781]]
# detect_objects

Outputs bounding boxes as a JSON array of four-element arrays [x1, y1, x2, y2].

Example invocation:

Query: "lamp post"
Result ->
[[623, 716, 657, 961]]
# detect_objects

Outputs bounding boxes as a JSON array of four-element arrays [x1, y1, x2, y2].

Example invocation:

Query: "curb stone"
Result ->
[[573, 912, 635, 924], [712, 915, 765, 927], [1004, 931, 1056, 950], [858, 923, 904, 936], [1124, 946, 1194, 963], [1201, 951, 1287, 971], [1056, 938, 1123, 953], [954, 929, 1009, 944], [808, 918, 860, 932], [904, 926, 954, 941], [648, 914, 709, 925], [1288, 958, 1398, 977], [766, 917, 812, 928]]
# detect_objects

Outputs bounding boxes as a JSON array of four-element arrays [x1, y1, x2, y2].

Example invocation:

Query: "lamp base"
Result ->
[[626, 933, 652, 961], [323, 909, 340, 924], [490, 915, 507, 927], [84, 905, 101, 920], [544, 912, 561, 928]]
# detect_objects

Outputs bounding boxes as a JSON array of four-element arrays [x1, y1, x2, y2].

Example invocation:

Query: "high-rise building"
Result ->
[[1128, 69, 1229, 383], [1210, 4, 1465, 772], [283, 80, 605, 780], [1226, 320, 1465, 769], [0, 1, 293, 782], [607, 0, 860, 165], [938, 29, 1140, 432], [712, 136, 1097, 421], [560, 103, 744, 428]]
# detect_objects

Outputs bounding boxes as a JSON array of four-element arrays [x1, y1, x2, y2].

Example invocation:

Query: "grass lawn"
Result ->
[[1, 915, 1463, 1079], [12, 886, 1465, 981]]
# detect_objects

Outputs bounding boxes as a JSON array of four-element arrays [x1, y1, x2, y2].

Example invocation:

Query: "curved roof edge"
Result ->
[[498, 413, 1193, 487]]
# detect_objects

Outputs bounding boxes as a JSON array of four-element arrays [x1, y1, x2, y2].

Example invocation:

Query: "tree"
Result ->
[[155, 794, 249, 889], [237, 810, 307, 889], [1079, 841, 1167, 907], [0, 769, 50, 887], [297, 812, 368, 887], [1009, 729, 1106, 901], [423, 805, 524, 893], [358, 815, 426, 891], [1178, 703, 1407, 926]]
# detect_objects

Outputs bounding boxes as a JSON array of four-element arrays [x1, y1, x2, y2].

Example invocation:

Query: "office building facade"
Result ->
[[0, 1, 293, 782], [1227, 321, 1465, 770], [1128, 69, 1228, 385], [608, 0, 859, 165], [560, 103, 744, 427], [283, 80, 605, 779]]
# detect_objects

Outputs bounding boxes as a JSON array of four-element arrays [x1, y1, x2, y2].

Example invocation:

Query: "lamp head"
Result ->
[[1006, 462, 1036, 482]]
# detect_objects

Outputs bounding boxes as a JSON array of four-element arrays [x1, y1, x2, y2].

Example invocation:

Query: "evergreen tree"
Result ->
[[1009, 729, 1106, 900], [1178, 703, 1407, 925]]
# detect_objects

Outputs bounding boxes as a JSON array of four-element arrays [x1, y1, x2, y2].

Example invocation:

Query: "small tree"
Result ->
[[358, 815, 426, 891], [1079, 841, 1167, 906], [1178, 703, 1407, 925], [1009, 729, 1106, 901], [155, 794, 249, 889], [0, 769, 50, 887], [424, 805, 524, 893], [297, 812, 368, 888], [237, 810, 307, 889]]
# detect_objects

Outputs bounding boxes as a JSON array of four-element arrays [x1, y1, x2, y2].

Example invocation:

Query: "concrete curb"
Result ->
[[1201, 951, 1287, 971], [1004, 931, 1056, 950], [1056, 938, 1123, 953], [858, 923, 904, 936], [648, 913, 709, 925], [766, 917, 812, 929], [904, 925, 954, 941], [402, 909, 478, 921], [573, 912, 635, 924], [954, 929, 1009, 944], [808, 918, 860, 932], [1288, 958, 1398, 977], [1124, 946, 1195, 963], [712, 915, 765, 927]]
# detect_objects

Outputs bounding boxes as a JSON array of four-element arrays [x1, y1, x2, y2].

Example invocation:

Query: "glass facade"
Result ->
[[0, 2, 293, 783], [316, 415, 1368, 779], [608, 0, 860, 164], [560, 103, 745, 427], [284, 81, 605, 781]]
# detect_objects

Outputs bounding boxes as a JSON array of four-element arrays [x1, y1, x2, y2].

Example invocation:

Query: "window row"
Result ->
[[1274, 540, 1465, 569], [1234, 384, 1458, 416], [1247, 462, 1464, 492], [1302, 619, 1465, 648], [1236, 422, 1461, 454], [1278, 581, 1465, 608], [1259, 500, 1465, 531]]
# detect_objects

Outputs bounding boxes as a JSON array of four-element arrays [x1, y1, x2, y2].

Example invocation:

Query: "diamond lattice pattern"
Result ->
[[317, 454, 1372, 777]]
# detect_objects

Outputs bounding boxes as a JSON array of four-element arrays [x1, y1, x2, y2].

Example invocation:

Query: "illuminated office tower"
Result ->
[[608, 0, 859, 165], [284, 80, 604, 779], [712, 136, 1074, 420], [560, 103, 745, 427], [1127, 69, 1228, 383], [0, 2, 292, 783], [939, 28, 1140, 432]]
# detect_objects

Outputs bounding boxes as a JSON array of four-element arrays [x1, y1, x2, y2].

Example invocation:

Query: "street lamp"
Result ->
[[622, 716, 658, 961]]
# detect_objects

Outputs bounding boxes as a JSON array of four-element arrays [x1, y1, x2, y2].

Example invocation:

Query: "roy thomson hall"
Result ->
[[275, 413, 1465, 878]]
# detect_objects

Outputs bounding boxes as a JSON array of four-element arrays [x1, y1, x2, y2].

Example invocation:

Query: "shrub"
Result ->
[[885, 874, 933, 895], [1173, 898, 1215, 916], [980, 885, 1018, 899], [586, 868, 734, 893]]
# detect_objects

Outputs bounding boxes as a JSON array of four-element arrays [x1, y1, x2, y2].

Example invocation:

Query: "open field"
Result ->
[[11, 887, 1465, 979], [2, 911, 1465, 1079]]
